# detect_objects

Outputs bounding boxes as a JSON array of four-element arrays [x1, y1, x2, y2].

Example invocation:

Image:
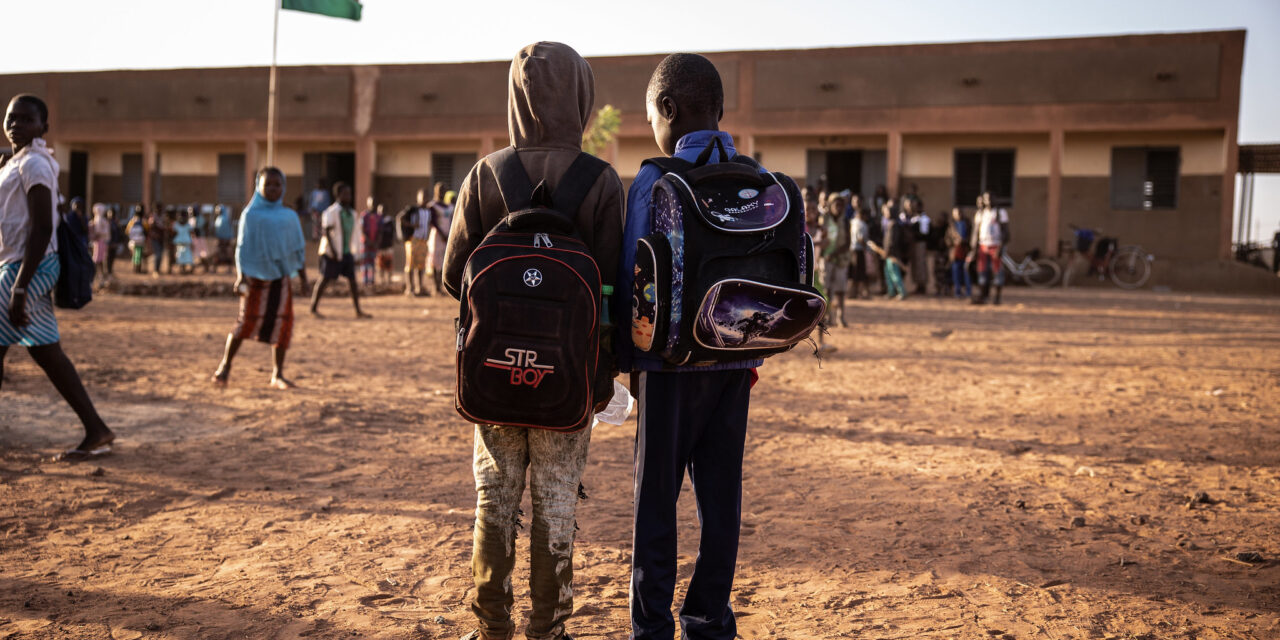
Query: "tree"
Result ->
[[582, 105, 621, 158]]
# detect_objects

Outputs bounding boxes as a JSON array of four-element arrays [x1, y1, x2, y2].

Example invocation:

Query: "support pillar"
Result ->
[[245, 139, 259, 203], [355, 136, 376, 212], [1046, 129, 1064, 256], [44, 77, 61, 158], [142, 139, 157, 211], [886, 131, 902, 197], [1220, 124, 1238, 259]]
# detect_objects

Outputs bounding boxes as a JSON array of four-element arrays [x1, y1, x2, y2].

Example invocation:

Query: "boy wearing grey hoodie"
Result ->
[[442, 42, 624, 640]]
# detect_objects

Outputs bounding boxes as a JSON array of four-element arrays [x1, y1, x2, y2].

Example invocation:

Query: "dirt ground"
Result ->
[[1, 276, 1278, 640]]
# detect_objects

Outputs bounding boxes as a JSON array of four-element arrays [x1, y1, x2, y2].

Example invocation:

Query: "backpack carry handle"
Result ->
[[694, 136, 730, 167], [506, 208, 577, 234], [492, 146, 608, 222]]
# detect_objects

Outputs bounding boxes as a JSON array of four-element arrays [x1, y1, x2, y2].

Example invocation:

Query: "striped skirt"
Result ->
[[232, 277, 294, 349], [0, 254, 61, 347]]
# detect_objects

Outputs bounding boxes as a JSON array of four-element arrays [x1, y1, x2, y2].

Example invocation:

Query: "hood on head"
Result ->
[[508, 42, 594, 150]]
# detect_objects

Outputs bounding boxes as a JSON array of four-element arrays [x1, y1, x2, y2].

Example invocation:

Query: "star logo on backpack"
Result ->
[[523, 268, 543, 287]]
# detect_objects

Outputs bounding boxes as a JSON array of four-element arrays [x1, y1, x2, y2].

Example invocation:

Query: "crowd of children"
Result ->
[[66, 188, 455, 294], [67, 201, 241, 280], [809, 185, 1014, 327]]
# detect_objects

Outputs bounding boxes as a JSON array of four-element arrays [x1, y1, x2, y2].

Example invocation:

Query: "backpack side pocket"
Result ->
[[631, 234, 671, 355]]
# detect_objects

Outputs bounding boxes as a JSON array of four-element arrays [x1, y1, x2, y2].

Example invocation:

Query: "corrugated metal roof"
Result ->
[[1239, 144, 1280, 173]]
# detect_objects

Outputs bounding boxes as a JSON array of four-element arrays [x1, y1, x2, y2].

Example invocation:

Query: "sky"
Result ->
[[10, 0, 1280, 243]]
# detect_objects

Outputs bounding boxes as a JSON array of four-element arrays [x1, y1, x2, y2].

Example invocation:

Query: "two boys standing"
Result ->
[[443, 44, 763, 640]]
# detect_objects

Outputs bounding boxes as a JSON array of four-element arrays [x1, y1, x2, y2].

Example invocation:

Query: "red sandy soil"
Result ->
[[1, 277, 1278, 639]]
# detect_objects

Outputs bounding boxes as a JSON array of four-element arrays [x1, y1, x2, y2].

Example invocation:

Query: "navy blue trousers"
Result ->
[[630, 369, 751, 640]]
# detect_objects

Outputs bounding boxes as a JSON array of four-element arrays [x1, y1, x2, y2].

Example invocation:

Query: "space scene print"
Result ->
[[653, 184, 686, 354], [695, 280, 825, 349]]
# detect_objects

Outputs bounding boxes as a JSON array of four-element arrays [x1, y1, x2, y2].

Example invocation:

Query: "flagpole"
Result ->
[[267, 0, 281, 167]]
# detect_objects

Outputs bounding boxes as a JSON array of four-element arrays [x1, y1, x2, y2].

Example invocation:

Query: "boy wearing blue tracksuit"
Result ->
[[614, 53, 762, 640]]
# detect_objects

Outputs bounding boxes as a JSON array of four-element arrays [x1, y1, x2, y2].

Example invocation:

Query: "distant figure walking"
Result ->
[[211, 167, 309, 390], [309, 181, 370, 318], [969, 191, 1010, 305]]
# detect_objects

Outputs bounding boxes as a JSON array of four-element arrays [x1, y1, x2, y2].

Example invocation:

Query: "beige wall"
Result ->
[[1062, 130, 1226, 177], [616, 136, 661, 180], [902, 134, 1050, 178], [157, 145, 250, 176], [755, 134, 886, 179], [81, 144, 141, 176], [375, 139, 484, 177]]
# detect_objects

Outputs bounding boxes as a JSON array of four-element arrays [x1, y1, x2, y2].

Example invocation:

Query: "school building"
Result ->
[[0, 30, 1245, 264]]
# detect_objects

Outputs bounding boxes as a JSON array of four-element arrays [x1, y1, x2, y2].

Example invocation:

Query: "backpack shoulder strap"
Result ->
[[550, 152, 609, 217], [640, 156, 694, 176], [490, 146, 535, 214]]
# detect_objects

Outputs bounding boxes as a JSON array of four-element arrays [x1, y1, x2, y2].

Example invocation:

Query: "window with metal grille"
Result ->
[[430, 153, 477, 195], [217, 153, 246, 205], [122, 153, 143, 203], [953, 149, 1015, 208], [1111, 147, 1179, 210]]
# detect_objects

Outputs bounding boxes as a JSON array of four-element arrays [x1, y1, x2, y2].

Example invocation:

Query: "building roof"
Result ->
[[1239, 144, 1280, 174]]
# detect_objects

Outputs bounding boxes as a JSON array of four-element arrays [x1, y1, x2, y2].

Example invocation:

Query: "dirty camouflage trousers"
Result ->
[[470, 423, 591, 640]]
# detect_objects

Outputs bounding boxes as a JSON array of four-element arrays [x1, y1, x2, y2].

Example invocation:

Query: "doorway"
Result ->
[[303, 152, 357, 197], [807, 149, 882, 200], [825, 150, 862, 195], [69, 151, 88, 202]]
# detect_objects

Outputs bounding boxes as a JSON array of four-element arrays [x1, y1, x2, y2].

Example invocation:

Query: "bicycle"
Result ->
[[1065, 227, 1155, 289], [1001, 251, 1061, 288], [1106, 244, 1155, 289]]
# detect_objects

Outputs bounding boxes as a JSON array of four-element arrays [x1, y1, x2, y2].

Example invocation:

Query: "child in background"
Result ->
[[126, 205, 146, 273], [945, 207, 972, 298], [213, 204, 236, 274], [359, 197, 380, 288], [428, 187, 454, 295], [172, 211, 194, 274], [190, 205, 209, 274], [211, 167, 309, 390], [145, 206, 167, 275], [868, 235, 906, 300], [376, 204, 395, 286], [850, 208, 871, 300], [89, 203, 111, 284], [819, 194, 851, 327]]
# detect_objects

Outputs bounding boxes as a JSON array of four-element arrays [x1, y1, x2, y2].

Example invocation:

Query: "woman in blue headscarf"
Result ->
[[211, 167, 308, 390]]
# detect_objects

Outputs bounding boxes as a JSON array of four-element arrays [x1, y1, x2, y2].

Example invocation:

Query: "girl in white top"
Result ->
[[0, 94, 114, 461]]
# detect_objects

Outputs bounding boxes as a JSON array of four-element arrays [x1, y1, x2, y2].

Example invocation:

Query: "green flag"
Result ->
[[281, 0, 362, 21]]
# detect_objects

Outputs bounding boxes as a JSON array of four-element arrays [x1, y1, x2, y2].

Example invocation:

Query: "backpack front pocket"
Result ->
[[692, 278, 826, 352]]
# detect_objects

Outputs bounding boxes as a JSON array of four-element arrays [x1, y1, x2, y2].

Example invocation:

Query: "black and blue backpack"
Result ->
[[631, 138, 825, 367], [454, 147, 609, 432]]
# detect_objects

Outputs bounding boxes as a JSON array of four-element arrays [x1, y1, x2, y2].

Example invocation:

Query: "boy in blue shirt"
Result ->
[[615, 53, 761, 640]]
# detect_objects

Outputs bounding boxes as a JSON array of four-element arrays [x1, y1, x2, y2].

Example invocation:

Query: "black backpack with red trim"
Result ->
[[454, 147, 608, 432]]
